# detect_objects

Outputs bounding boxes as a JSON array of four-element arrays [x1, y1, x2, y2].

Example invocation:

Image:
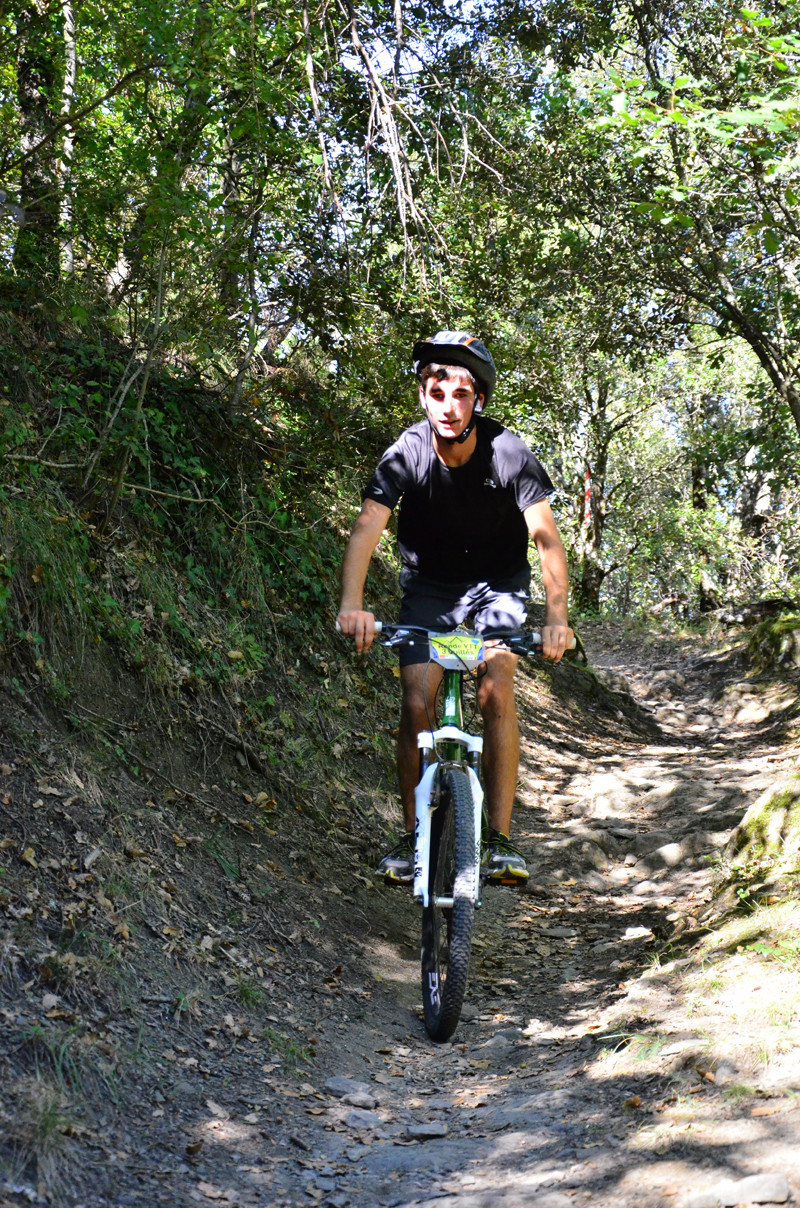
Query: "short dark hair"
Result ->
[[419, 362, 479, 393]]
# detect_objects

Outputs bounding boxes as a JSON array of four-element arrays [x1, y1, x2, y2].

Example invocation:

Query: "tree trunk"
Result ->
[[219, 136, 244, 322], [12, 0, 62, 286], [58, 0, 76, 277], [573, 380, 611, 613], [574, 547, 607, 613], [106, 0, 212, 306]]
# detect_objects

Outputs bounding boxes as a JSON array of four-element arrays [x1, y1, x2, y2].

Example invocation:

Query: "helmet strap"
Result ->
[[423, 398, 482, 445]]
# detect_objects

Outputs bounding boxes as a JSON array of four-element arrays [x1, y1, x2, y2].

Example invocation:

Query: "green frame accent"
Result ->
[[438, 667, 465, 762]]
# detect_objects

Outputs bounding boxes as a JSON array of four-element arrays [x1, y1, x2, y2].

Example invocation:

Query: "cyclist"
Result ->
[[337, 332, 574, 886]]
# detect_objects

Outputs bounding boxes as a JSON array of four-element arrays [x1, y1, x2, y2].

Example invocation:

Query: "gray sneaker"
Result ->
[[376, 831, 414, 884], [484, 829, 529, 885]]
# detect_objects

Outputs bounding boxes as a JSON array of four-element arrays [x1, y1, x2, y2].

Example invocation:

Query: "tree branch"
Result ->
[[1, 65, 154, 176]]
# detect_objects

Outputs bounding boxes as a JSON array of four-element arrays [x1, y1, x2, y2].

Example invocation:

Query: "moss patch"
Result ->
[[748, 613, 800, 673], [714, 776, 800, 904]]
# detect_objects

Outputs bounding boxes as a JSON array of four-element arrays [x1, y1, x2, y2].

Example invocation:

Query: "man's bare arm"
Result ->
[[337, 498, 392, 651], [524, 499, 574, 662]]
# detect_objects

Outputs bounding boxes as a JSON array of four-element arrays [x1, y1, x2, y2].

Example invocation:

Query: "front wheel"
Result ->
[[421, 766, 476, 1042]]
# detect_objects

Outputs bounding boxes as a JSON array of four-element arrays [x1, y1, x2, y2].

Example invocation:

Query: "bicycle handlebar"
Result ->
[[336, 620, 576, 655]]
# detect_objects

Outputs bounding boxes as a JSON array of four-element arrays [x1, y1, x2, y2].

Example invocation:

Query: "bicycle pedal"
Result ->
[[482, 871, 528, 888]]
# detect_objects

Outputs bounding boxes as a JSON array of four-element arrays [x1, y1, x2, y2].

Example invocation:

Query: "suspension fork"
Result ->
[[413, 669, 484, 906]]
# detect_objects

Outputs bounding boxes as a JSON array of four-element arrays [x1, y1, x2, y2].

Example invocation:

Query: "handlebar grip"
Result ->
[[335, 619, 383, 634], [529, 631, 578, 651]]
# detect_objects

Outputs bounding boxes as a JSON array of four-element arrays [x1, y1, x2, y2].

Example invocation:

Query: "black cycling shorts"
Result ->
[[397, 568, 531, 668]]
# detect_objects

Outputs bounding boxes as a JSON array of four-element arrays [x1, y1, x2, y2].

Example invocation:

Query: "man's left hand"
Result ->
[[541, 625, 574, 663]]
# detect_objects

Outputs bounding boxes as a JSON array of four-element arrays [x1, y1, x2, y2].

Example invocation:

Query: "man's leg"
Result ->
[[398, 662, 442, 831], [478, 648, 528, 883], [477, 648, 519, 833]]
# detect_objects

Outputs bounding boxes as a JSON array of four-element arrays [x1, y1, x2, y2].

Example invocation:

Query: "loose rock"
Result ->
[[344, 1108, 383, 1129], [342, 1091, 379, 1109], [325, 1077, 375, 1099], [687, 1173, 790, 1207], [406, 1121, 448, 1139]]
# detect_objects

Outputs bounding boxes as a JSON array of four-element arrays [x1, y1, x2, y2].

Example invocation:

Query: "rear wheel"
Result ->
[[420, 766, 476, 1042]]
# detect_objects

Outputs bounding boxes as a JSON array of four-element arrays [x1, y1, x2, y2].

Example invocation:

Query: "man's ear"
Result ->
[[419, 382, 427, 409], [474, 393, 484, 413]]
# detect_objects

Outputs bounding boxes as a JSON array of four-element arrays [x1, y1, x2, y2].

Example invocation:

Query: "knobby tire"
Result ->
[[421, 766, 476, 1042]]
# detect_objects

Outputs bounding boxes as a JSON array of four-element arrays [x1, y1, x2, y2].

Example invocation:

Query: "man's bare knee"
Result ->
[[478, 652, 517, 713], [401, 664, 440, 719]]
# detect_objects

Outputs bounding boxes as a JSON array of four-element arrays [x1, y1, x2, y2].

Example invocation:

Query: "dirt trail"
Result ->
[[225, 625, 799, 1208], [2, 624, 799, 1208]]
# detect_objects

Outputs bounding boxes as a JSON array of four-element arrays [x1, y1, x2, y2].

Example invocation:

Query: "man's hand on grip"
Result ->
[[337, 609, 376, 653], [541, 624, 574, 663]]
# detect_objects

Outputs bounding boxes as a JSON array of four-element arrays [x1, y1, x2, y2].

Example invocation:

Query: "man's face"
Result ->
[[419, 371, 482, 439]]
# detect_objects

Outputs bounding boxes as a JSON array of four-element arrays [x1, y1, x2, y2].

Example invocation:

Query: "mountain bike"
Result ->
[[354, 623, 573, 1043]]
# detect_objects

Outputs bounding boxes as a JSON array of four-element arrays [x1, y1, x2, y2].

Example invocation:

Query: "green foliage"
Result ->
[[262, 1025, 314, 1070], [0, 308, 361, 702], [745, 937, 800, 966], [3, 0, 800, 626]]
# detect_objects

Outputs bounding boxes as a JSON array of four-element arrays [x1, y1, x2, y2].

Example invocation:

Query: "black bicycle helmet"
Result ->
[[413, 331, 496, 405]]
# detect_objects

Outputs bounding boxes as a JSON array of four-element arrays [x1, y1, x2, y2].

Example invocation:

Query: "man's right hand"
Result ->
[[336, 609, 377, 653]]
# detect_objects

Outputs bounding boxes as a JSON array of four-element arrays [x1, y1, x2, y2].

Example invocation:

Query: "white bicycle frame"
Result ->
[[413, 727, 484, 909]]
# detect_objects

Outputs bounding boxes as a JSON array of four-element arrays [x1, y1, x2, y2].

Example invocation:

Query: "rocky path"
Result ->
[[227, 626, 798, 1208], [4, 626, 799, 1208]]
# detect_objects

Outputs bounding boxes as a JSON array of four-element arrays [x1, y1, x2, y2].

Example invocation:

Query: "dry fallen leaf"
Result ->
[[20, 847, 37, 868], [0, 837, 15, 851], [185, 1140, 203, 1156], [227, 650, 244, 660], [196, 1182, 226, 1200], [624, 1095, 643, 1109], [752, 1102, 788, 1117]]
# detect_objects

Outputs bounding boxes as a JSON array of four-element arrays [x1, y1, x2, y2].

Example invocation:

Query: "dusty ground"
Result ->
[[2, 621, 799, 1208]]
